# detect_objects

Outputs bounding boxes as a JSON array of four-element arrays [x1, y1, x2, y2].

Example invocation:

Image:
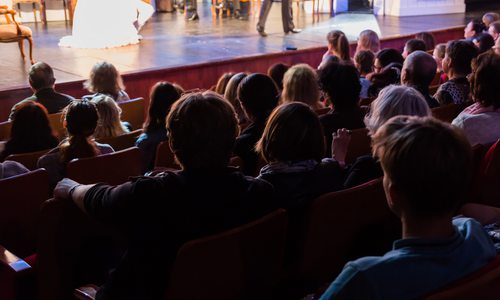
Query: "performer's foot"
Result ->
[[188, 12, 199, 21], [257, 25, 267, 37], [285, 28, 302, 34]]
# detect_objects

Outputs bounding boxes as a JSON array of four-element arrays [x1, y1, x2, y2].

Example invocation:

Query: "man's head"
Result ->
[[166, 91, 239, 170], [401, 51, 437, 89], [464, 19, 486, 39], [28, 62, 56, 91], [402, 39, 427, 58], [483, 12, 500, 28], [374, 48, 404, 73], [442, 40, 478, 76], [372, 116, 473, 219], [488, 21, 500, 41]]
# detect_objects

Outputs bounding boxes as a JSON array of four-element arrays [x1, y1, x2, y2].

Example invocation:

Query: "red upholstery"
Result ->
[[473, 140, 500, 206], [431, 103, 461, 123], [96, 129, 143, 151], [5, 149, 50, 170], [165, 209, 288, 300], [345, 128, 372, 164], [67, 147, 142, 185]]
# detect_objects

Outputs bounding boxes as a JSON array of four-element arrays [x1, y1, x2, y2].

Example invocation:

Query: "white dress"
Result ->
[[59, 0, 154, 49]]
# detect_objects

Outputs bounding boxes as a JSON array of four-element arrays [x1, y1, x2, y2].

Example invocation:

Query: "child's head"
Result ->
[[433, 43, 446, 71], [354, 50, 375, 75]]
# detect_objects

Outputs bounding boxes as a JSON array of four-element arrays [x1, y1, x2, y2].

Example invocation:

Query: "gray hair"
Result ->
[[365, 85, 431, 134]]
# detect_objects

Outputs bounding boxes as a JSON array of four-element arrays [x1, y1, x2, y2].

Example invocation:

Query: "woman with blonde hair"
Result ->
[[356, 29, 380, 54], [281, 64, 323, 111], [91, 95, 130, 139], [84, 62, 130, 102]]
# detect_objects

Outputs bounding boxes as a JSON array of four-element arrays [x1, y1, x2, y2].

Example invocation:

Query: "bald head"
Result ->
[[401, 51, 437, 88], [29, 62, 55, 91]]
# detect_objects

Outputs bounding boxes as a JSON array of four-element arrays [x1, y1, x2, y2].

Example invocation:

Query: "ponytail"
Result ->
[[337, 33, 351, 62], [59, 135, 100, 164]]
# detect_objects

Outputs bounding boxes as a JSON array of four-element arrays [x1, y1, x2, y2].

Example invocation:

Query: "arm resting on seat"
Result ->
[[0, 244, 32, 273]]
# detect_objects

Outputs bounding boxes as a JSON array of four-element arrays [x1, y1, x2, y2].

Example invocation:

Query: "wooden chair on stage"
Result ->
[[0, 3, 34, 64]]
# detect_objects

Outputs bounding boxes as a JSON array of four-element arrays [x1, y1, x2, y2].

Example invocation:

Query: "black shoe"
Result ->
[[285, 28, 302, 34], [188, 12, 199, 21]]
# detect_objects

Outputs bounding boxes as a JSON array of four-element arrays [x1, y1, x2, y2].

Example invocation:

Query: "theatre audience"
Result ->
[[223, 72, 248, 125], [434, 40, 477, 105], [482, 12, 500, 28], [319, 30, 351, 68], [0, 160, 29, 179], [91, 95, 130, 139], [38, 100, 114, 187], [464, 19, 486, 41], [402, 39, 427, 58], [54, 92, 277, 300], [368, 48, 404, 97], [355, 29, 380, 54], [354, 50, 375, 99], [234, 73, 279, 175], [214, 72, 235, 95], [453, 51, 500, 146], [320, 116, 496, 300], [488, 21, 500, 41], [401, 51, 439, 108], [9, 62, 73, 120], [136, 82, 182, 173], [267, 63, 290, 91], [415, 31, 436, 51], [0, 102, 59, 161], [83, 62, 130, 102], [473, 32, 495, 54], [281, 64, 323, 110], [433, 43, 446, 75]]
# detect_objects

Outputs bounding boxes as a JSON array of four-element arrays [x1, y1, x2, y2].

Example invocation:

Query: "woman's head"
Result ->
[[442, 40, 478, 76], [327, 30, 351, 61], [166, 91, 239, 170], [215, 72, 235, 95], [223, 72, 248, 124], [256, 102, 324, 163], [415, 31, 436, 51], [84, 62, 124, 97], [356, 29, 380, 54], [470, 51, 500, 109], [267, 63, 290, 90], [365, 85, 431, 135], [433, 43, 447, 71], [237, 73, 279, 121], [145, 81, 182, 133], [318, 62, 360, 110], [281, 64, 320, 108], [91, 95, 126, 139]]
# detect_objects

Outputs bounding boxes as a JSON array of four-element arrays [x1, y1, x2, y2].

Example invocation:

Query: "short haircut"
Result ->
[[326, 30, 351, 61], [318, 62, 361, 110], [473, 32, 495, 54], [468, 19, 487, 36], [376, 48, 404, 68], [84, 62, 125, 97], [354, 50, 375, 74], [405, 39, 427, 54], [446, 40, 478, 75], [281, 64, 320, 108], [490, 21, 500, 35], [29, 62, 55, 90], [433, 43, 446, 60], [415, 32, 436, 51], [402, 50, 437, 87], [267, 63, 290, 90], [357, 29, 380, 53], [372, 116, 473, 218], [365, 85, 431, 134], [471, 51, 500, 109], [166, 91, 239, 169], [256, 102, 324, 163], [237, 73, 279, 120], [483, 12, 500, 27]]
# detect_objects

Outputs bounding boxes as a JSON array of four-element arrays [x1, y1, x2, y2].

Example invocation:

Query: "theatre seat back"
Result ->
[[118, 97, 145, 130]]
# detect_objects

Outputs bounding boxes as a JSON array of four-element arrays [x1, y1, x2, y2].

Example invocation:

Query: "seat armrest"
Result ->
[[0, 244, 32, 273]]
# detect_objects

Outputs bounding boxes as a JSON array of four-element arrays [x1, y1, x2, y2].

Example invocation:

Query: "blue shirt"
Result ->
[[320, 218, 496, 300]]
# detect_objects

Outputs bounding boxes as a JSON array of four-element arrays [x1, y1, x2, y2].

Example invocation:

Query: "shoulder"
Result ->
[[0, 160, 29, 179], [320, 261, 377, 300]]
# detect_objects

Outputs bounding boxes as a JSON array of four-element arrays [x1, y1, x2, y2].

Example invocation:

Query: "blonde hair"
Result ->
[[281, 64, 322, 110], [357, 29, 380, 53], [91, 95, 128, 139], [84, 62, 125, 98]]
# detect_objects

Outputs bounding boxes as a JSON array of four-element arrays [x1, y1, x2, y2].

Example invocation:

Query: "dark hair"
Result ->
[[372, 116, 473, 218], [318, 62, 361, 110], [327, 30, 351, 61], [223, 72, 248, 124], [446, 40, 478, 75], [267, 63, 290, 90], [402, 51, 437, 87], [237, 73, 279, 121], [215, 73, 235, 95], [1, 102, 58, 160], [468, 19, 487, 36], [354, 50, 375, 74], [471, 51, 500, 109], [29, 62, 55, 90], [60, 100, 100, 164], [405, 39, 427, 54], [376, 48, 404, 68], [415, 32, 436, 51], [368, 63, 403, 97], [473, 32, 495, 54], [166, 91, 239, 169], [490, 21, 500, 35], [144, 82, 182, 133], [256, 102, 324, 163]]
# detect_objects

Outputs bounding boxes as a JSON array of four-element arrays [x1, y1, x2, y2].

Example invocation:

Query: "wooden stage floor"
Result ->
[[0, 1, 486, 91]]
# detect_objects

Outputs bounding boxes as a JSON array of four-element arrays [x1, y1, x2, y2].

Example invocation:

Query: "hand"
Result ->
[[54, 178, 80, 200], [332, 128, 351, 167]]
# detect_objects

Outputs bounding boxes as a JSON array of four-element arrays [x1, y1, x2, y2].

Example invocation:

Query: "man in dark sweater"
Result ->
[[9, 62, 73, 120], [55, 92, 277, 300]]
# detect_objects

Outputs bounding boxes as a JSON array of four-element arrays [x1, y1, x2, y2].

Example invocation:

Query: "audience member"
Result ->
[[367, 49, 404, 97], [488, 21, 500, 41], [482, 12, 500, 28], [0, 102, 58, 161], [256, 102, 344, 210], [435, 40, 478, 105], [401, 50, 439, 108], [223, 72, 248, 125], [91, 95, 130, 140], [433, 43, 446, 74], [473, 32, 495, 54], [321, 116, 496, 300], [234, 73, 279, 175], [355, 29, 380, 54], [464, 19, 487, 41], [415, 31, 436, 51], [38, 100, 114, 187], [267, 63, 290, 91], [83, 62, 130, 102], [318, 62, 365, 155], [402, 39, 427, 58], [0, 160, 29, 179], [9, 62, 73, 120], [214, 72, 235, 95], [281, 64, 323, 110], [319, 30, 351, 68], [453, 51, 500, 145], [54, 92, 278, 300], [136, 82, 182, 173], [354, 50, 375, 99]]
